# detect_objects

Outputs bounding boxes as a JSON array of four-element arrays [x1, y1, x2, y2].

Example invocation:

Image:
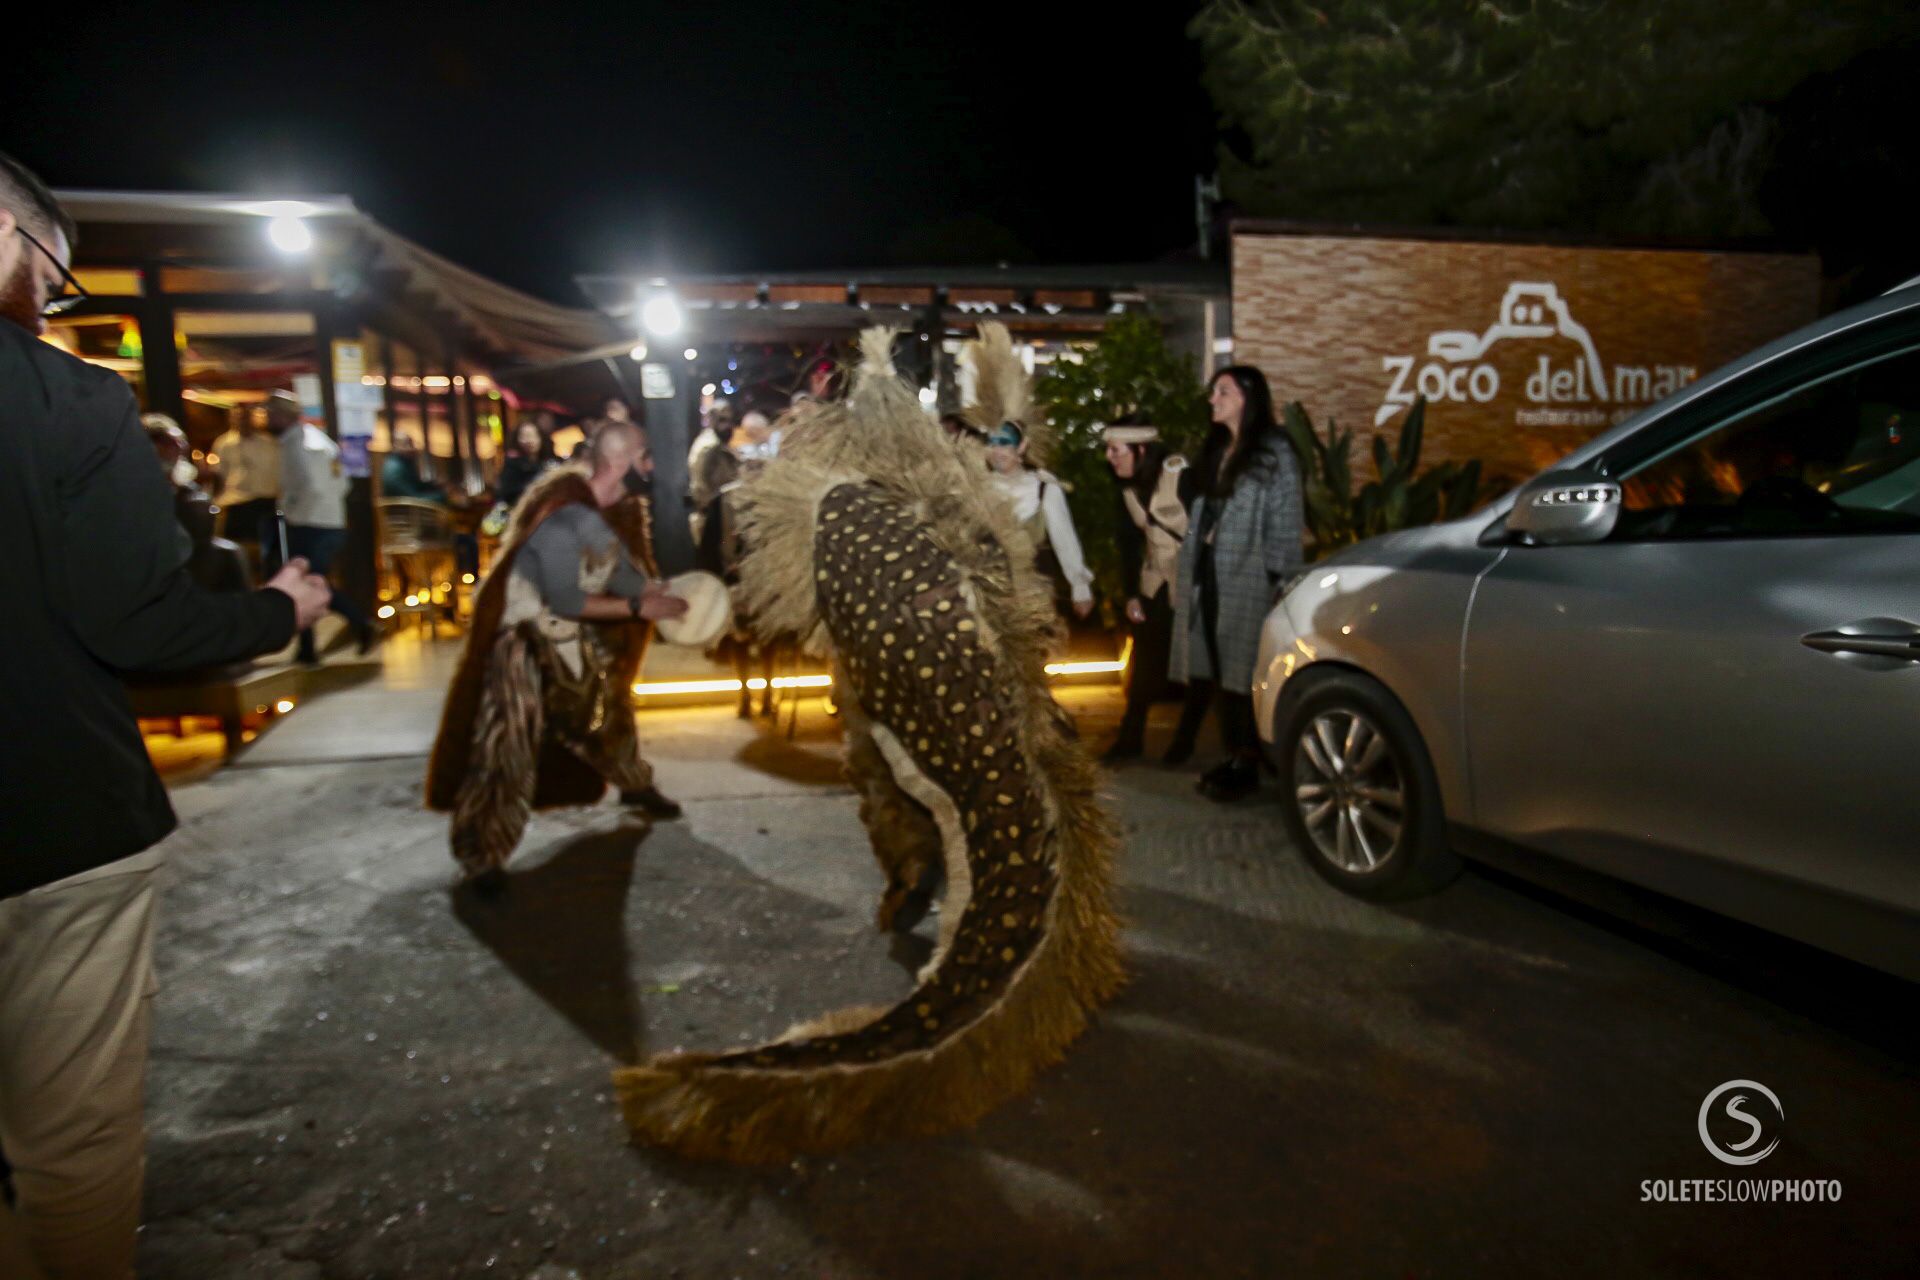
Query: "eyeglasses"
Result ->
[[15, 226, 89, 317]]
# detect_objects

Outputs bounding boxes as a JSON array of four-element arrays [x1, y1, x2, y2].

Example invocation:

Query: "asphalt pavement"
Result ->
[[134, 647, 1920, 1279]]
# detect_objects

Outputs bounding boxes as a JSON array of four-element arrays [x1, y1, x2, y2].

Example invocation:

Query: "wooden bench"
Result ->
[[126, 658, 381, 754]]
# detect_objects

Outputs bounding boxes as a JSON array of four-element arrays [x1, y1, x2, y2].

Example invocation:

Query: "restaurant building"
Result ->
[[50, 190, 615, 486], [49, 190, 616, 639]]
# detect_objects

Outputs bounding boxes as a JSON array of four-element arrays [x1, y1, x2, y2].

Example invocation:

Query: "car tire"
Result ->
[[1274, 669, 1458, 900]]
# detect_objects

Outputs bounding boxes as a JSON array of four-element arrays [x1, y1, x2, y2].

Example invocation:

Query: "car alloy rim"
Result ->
[[1293, 709, 1406, 873]]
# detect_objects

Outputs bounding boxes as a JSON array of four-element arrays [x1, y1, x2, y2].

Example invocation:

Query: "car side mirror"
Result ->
[[1508, 469, 1621, 546]]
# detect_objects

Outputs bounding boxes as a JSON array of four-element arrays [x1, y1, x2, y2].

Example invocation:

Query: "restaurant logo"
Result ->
[[1377, 282, 1700, 429]]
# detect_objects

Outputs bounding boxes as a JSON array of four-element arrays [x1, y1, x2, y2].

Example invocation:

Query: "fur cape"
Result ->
[[613, 328, 1124, 1162], [425, 467, 657, 813]]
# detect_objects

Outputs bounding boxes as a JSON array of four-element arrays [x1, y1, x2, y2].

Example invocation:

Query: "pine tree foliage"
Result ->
[[1191, 0, 1919, 237]]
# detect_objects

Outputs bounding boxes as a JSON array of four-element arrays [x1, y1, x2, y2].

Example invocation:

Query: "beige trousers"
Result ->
[[0, 848, 164, 1280]]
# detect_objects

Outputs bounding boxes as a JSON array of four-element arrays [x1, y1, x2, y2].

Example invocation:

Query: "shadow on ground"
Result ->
[[136, 738, 1920, 1279], [734, 727, 848, 788], [634, 882, 1920, 1279], [451, 826, 650, 1063]]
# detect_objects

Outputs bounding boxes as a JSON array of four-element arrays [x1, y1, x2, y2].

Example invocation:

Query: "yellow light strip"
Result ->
[[631, 652, 1127, 700], [631, 678, 749, 696], [1042, 659, 1127, 676], [753, 675, 835, 690]]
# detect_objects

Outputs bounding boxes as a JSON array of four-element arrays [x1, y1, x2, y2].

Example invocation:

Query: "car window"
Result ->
[[1614, 344, 1920, 540]]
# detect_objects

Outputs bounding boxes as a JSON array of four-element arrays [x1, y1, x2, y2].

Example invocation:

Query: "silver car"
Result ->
[[1254, 281, 1920, 980]]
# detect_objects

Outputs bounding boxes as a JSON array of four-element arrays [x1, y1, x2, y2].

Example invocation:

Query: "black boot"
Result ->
[[1198, 757, 1260, 803], [1104, 700, 1148, 765], [1163, 686, 1210, 766], [621, 786, 683, 820]]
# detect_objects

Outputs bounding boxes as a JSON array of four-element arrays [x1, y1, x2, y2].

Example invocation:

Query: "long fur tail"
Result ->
[[612, 329, 1124, 1163]]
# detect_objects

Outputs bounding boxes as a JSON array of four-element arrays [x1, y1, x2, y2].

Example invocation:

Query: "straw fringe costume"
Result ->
[[425, 467, 658, 876], [614, 327, 1125, 1162]]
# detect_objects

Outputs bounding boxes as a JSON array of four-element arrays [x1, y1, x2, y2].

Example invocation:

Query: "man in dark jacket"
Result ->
[[0, 153, 330, 1280]]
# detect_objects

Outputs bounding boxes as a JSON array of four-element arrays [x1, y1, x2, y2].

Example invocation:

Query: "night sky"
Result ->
[[6, 2, 1217, 303]]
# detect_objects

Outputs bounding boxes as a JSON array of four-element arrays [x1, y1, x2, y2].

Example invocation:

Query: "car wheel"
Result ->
[[1274, 670, 1457, 899]]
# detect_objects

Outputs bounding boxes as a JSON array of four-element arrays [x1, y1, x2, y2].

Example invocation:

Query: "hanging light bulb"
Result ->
[[267, 216, 312, 254]]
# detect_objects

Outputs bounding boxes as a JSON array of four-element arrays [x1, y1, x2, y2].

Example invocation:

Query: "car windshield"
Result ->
[[1614, 344, 1920, 539]]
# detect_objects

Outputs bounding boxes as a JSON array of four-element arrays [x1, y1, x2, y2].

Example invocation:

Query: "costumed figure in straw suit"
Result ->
[[425, 422, 689, 890], [613, 328, 1125, 1162]]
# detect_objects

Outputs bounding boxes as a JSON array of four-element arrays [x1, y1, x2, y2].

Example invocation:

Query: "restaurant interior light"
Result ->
[[683, 348, 698, 362], [266, 216, 312, 254], [641, 294, 684, 337]]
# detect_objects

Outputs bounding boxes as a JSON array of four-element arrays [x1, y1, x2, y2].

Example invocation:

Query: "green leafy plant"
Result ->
[[1283, 397, 1484, 558], [1035, 314, 1211, 610]]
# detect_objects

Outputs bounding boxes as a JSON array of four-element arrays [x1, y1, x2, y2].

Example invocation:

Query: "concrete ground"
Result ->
[[136, 637, 1919, 1279]]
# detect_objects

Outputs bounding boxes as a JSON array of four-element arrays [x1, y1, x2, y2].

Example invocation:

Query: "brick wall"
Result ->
[[1231, 231, 1822, 488]]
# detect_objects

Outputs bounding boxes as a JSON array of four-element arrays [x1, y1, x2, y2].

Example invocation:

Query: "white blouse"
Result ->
[[990, 468, 1093, 606]]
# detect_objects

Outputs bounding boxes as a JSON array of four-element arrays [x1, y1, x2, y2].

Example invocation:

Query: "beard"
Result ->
[[0, 255, 42, 335]]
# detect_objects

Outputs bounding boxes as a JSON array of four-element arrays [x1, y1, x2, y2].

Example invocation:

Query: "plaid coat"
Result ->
[[1171, 440, 1305, 692]]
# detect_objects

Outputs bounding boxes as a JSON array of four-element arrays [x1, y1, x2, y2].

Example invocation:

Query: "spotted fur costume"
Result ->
[[614, 329, 1125, 1162], [425, 468, 658, 875]]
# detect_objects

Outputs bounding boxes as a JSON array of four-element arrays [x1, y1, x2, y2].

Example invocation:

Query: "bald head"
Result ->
[[586, 420, 652, 507], [589, 420, 646, 471]]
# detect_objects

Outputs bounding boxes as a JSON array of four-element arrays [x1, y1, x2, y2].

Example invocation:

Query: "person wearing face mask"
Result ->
[[145, 413, 250, 593], [426, 420, 690, 892]]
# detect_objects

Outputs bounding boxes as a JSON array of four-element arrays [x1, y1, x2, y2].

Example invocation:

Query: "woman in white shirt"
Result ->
[[984, 421, 1094, 619]]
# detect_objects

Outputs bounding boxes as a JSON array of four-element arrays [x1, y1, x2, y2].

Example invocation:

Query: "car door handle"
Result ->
[[1801, 622, 1920, 662]]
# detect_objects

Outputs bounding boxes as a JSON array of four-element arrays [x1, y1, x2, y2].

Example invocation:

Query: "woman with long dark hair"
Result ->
[[1100, 422, 1191, 762], [494, 420, 555, 514], [1166, 365, 1304, 801]]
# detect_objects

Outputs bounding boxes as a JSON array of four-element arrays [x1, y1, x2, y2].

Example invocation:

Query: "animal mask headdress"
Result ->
[[961, 321, 1054, 469]]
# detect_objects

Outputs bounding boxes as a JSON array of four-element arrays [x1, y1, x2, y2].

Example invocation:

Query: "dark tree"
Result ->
[[1190, 0, 1920, 242]]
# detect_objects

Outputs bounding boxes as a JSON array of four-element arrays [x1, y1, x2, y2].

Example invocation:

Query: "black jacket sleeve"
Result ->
[[56, 376, 296, 673]]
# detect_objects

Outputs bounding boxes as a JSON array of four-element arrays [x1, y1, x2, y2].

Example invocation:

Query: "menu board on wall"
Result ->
[[331, 340, 379, 479]]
